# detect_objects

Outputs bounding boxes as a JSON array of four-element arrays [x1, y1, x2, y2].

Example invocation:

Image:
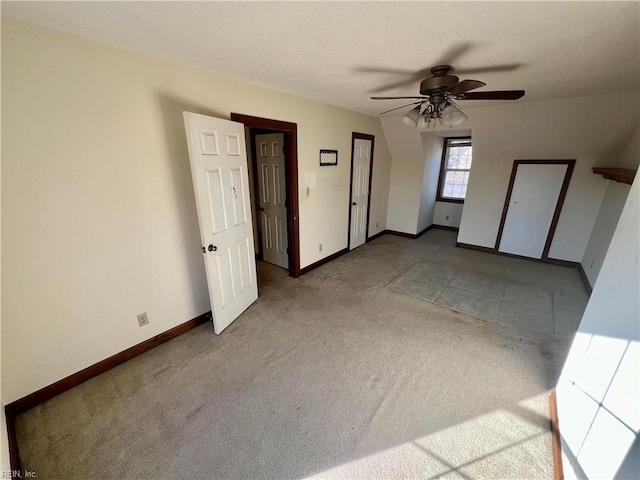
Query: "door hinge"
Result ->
[[287, 247, 290, 253]]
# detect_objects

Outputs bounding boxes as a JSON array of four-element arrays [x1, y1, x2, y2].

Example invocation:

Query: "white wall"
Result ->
[[383, 117, 425, 234], [416, 136, 443, 233], [580, 181, 631, 287], [610, 126, 640, 170], [557, 175, 639, 479], [386, 124, 470, 235], [1, 18, 392, 404], [433, 202, 463, 229], [382, 93, 640, 253], [453, 92, 638, 261]]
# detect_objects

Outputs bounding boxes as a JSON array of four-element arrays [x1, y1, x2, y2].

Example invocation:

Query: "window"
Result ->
[[437, 137, 472, 203]]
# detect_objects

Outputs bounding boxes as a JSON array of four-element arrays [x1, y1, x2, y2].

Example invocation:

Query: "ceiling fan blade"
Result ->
[[453, 63, 523, 75], [368, 76, 425, 93], [355, 66, 421, 75], [457, 90, 525, 100], [435, 43, 473, 66], [445, 79, 486, 96], [379, 101, 424, 116], [371, 96, 429, 100]]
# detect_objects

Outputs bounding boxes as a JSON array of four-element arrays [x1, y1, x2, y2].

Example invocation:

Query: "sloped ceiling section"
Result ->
[[2, 1, 639, 116]]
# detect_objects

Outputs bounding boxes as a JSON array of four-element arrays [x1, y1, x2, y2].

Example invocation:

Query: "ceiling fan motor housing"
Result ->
[[419, 74, 459, 96]]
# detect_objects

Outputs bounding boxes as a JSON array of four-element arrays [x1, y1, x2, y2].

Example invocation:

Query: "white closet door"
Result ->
[[499, 163, 567, 259]]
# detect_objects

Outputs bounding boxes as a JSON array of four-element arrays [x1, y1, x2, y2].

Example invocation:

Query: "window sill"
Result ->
[[436, 197, 465, 204]]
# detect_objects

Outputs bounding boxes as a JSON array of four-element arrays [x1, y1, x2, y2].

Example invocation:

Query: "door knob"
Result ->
[[259, 207, 265, 212], [208, 245, 217, 252], [352, 202, 357, 206]]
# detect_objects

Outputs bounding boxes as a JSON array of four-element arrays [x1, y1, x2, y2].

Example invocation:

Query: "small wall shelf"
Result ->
[[592, 167, 637, 185]]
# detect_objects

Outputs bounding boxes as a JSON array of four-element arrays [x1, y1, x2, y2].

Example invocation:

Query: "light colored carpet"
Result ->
[[387, 260, 587, 341], [16, 230, 586, 479]]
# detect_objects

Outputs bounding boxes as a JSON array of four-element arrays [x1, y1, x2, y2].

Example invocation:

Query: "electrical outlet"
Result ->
[[445, 215, 450, 220], [319, 244, 323, 252], [137, 312, 149, 327]]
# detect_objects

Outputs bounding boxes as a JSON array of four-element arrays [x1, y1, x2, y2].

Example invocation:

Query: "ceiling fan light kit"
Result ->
[[374, 64, 525, 129], [440, 104, 468, 127], [401, 105, 422, 127], [401, 102, 468, 129]]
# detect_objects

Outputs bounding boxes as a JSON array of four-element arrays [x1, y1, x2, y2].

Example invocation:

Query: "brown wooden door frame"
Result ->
[[230, 113, 301, 277], [347, 132, 375, 249], [494, 159, 576, 261]]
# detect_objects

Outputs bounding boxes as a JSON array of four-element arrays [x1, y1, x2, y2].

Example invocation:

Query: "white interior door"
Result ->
[[350, 138, 372, 250], [499, 163, 567, 259], [255, 133, 289, 269], [183, 112, 258, 334]]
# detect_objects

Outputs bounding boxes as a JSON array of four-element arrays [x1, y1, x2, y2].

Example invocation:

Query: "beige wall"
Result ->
[[1, 18, 392, 403]]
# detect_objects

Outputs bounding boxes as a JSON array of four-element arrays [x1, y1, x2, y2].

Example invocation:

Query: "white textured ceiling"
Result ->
[[2, 1, 639, 116]]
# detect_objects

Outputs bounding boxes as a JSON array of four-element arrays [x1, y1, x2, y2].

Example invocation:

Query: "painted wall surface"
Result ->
[[609, 126, 640, 170], [417, 137, 443, 233], [557, 175, 639, 479], [453, 92, 639, 261], [426, 130, 471, 230], [382, 117, 425, 235], [580, 181, 631, 287], [433, 202, 464, 229], [1, 18, 392, 403]]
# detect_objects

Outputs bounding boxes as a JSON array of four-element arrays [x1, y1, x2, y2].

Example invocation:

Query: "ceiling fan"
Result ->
[[371, 64, 525, 128]]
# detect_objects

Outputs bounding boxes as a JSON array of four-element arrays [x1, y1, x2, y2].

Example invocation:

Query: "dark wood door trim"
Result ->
[[494, 159, 576, 261], [347, 132, 375, 250], [231, 113, 301, 277]]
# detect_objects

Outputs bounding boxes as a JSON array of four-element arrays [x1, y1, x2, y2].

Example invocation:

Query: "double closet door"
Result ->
[[496, 160, 575, 260]]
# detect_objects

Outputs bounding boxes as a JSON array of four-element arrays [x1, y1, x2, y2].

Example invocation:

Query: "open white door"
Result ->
[[349, 138, 372, 250], [255, 133, 289, 269], [183, 112, 258, 334]]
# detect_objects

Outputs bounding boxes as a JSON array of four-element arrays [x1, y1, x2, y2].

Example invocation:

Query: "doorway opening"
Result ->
[[230, 113, 301, 277], [348, 132, 375, 250]]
